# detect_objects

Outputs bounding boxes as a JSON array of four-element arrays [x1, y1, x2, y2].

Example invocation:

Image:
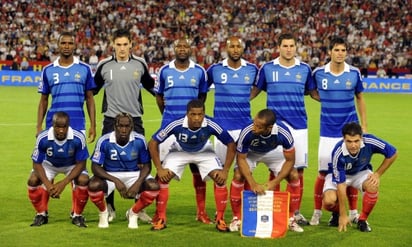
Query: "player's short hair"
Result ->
[[329, 36, 347, 50], [342, 122, 362, 137], [187, 99, 205, 112], [257, 109, 276, 126], [52, 111, 70, 125], [113, 29, 131, 41], [114, 112, 134, 130], [226, 36, 244, 49], [58, 31, 75, 43], [173, 37, 192, 47], [277, 33, 296, 46]]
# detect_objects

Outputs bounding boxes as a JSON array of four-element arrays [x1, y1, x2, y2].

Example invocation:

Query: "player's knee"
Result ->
[[27, 172, 41, 187], [232, 169, 244, 182], [75, 174, 89, 186], [144, 178, 160, 191], [87, 176, 105, 192], [288, 168, 299, 181], [322, 190, 337, 208]]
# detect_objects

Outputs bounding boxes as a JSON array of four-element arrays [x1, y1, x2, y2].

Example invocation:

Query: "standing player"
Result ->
[[323, 122, 397, 232], [148, 100, 236, 232], [310, 36, 368, 226], [206, 36, 259, 230], [154, 38, 210, 224], [36, 31, 96, 142], [35, 31, 96, 220], [94, 28, 155, 223], [236, 109, 303, 232], [88, 113, 160, 229], [251, 33, 317, 226], [28, 112, 89, 227]]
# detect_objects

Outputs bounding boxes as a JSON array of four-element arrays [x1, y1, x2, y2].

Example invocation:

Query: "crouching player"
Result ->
[[28, 111, 89, 227], [88, 113, 159, 229], [148, 99, 236, 232], [322, 122, 397, 232]]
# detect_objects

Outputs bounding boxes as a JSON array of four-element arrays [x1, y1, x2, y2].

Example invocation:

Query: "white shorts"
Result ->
[[318, 136, 342, 172], [106, 171, 154, 198], [40, 160, 88, 182], [243, 146, 285, 176], [214, 129, 241, 166], [281, 121, 308, 169], [163, 143, 223, 181], [159, 135, 176, 162], [323, 170, 372, 193]]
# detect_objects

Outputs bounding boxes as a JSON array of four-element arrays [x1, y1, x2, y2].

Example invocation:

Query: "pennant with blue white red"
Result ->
[[241, 190, 290, 238]]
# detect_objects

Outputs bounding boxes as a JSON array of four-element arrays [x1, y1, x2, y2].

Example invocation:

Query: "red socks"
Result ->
[[88, 190, 106, 212], [360, 191, 378, 221], [132, 190, 159, 213], [287, 179, 301, 217], [230, 180, 244, 219], [156, 180, 169, 220], [192, 172, 207, 215], [72, 186, 88, 215], [28, 186, 48, 214], [214, 184, 228, 221], [313, 173, 325, 210]]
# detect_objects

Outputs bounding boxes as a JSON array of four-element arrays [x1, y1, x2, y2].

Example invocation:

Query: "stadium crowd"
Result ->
[[1, 0, 411, 74]]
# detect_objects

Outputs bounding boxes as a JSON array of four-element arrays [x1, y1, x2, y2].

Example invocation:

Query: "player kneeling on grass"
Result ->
[[233, 109, 304, 233], [28, 111, 89, 227], [88, 113, 160, 229], [322, 122, 397, 232], [148, 99, 236, 232]]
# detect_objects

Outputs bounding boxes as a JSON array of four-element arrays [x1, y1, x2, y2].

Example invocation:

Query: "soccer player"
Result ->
[[36, 31, 96, 142], [206, 36, 259, 231], [235, 109, 304, 233], [35, 31, 96, 221], [28, 112, 89, 227], [88, 113, 160, 229], [322, 122, 397, 232], [310, 36, 368, 226], [251, 33, 317, 227], [148, 99, 236, 232], [93, 28, 155, 223], [154, 38, 210, 224]]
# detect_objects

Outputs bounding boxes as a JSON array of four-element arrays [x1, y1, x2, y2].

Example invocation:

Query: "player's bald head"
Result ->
[[226, 36, 244, 49]]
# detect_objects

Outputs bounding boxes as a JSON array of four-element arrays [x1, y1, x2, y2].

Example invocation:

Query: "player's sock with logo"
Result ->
[[192, 171, 207, 215], [314, 173, 325, 210], [73, 186, 89, 215], [287, 179, 301, 218], [88, 190, 106, 212], [230, 179, 244, 219], [347, 186, 359, 211], [132, 190, 159, 213], [214, 184, 228, 220], [156, 180, 169, 220], [360, 191, 378, 220], [269, 171, 281, 191], [28, 186, 47, 214]]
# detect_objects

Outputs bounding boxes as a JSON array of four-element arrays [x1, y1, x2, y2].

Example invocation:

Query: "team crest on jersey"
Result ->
[[93, 150, 100, 160], [295, 73, 302, 82], [190, 77, 197, 86], [74, 72, 81, 82], [68, 148, 75, 156], [158, 130, 167, 139], [244, 74, 250, 83], [133, 71, 140, 79], [345, 79, 352, 89], [131, 151, 138, 159]]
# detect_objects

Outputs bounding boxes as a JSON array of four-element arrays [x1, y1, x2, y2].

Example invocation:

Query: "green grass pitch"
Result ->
[[0, 86, 411, 247]]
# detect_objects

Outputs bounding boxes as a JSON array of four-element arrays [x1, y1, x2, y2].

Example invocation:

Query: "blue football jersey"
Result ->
[[39, 57, 96, 131], [156, 60, 208, 127], [255, 58, 315, 129], [152, 116, 234, 153], [237, 122, 294, 154], [207, 58, 258, 130], [313, 62, 364, 137], [31, 127, 89, 167], [91, 131, 150, 172], [330, 133, 397, 183]]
